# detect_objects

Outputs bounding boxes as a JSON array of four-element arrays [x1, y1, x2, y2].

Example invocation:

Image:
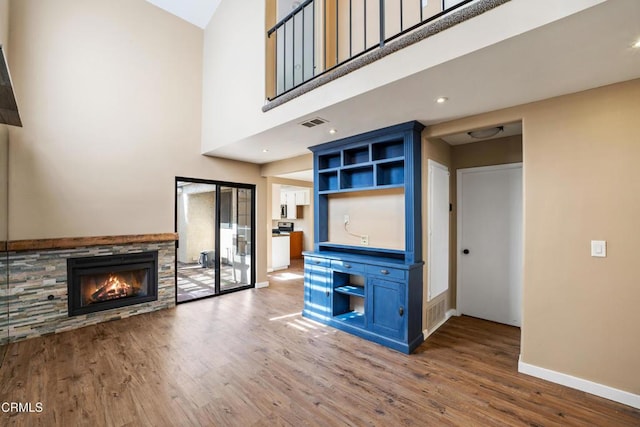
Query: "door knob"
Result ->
[[463, 249, 470, 254]]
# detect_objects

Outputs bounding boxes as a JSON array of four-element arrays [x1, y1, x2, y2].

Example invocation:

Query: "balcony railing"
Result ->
[[266, 0, 475, 101]]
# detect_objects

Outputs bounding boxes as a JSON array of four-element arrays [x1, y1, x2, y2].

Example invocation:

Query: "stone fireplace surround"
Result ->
[[2, 234, 177, 345]]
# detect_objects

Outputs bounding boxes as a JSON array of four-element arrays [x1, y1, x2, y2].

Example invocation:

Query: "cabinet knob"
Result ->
[[326, 291, 330, 297], [463, 249, 470, 255], [313, 260, 320, 264], [399, 306, 404, 316], [344, 263, 351, 269], [380, 269, 389, 275]]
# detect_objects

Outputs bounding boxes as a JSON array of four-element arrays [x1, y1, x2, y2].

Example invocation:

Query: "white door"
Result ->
[[457, 163, 523, 327]]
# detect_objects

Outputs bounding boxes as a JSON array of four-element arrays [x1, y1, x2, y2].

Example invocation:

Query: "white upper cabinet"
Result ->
[[272, 184, 282, 220], [294, 189, 310, 206]]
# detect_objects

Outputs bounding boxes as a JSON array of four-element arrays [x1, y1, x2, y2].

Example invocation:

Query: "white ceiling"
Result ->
[[145, 0, 220, 29], [275, 170, 314, 182], [208, 0, 640, 164]]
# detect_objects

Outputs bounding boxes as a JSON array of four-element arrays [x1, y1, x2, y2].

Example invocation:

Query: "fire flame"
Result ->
[[91, 274, 133, 302]]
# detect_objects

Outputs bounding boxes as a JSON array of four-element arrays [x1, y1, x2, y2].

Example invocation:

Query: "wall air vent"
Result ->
[[427, 299, 446, 329], [300, 117, 328, 128]]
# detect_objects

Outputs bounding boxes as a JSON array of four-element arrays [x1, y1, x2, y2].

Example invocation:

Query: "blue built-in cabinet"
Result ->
[[302, 121, 425, 354]]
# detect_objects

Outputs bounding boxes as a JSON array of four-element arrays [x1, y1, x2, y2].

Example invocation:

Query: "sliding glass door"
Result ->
[[219, 186, 253, 291], [175, 178, 255, 303]]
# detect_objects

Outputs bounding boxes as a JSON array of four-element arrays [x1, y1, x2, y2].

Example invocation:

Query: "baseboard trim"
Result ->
[[518, 357, 640, 409], [424, 309, 457, 338], [255, 281, 269, 289]]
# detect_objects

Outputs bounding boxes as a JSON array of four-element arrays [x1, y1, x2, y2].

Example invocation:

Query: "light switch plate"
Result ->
[[591, 240, 606, 257]]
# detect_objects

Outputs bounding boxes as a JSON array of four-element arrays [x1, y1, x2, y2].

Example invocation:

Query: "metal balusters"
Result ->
[[379, 0, 385, 47], [335, 0, 339, 66], [364, 0, 367, 50], [302, 6, 305, 83], [292, 13, 296, 88], [266, 0, 477, 100], [311, 2, 316, 77], [349, 0, 353, 58], [323, 0, 327, 73], [283, 21, 287, 90]]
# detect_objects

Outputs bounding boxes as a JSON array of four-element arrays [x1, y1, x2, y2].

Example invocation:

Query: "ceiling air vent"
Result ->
[[300, 117, 328, 128]]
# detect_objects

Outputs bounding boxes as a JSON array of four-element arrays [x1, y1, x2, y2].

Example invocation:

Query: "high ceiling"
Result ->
[[145, 0, 220, 29], [207, 0, 640, 164], [145, 1, 640, 165]]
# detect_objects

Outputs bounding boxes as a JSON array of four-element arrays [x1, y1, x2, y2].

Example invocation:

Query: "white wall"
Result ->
[[201, 0, 266, 156]]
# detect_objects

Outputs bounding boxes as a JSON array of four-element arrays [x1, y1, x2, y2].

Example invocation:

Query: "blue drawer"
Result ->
[[304, 256, 330, 268], [330, 259, 366, 274], [365, 264, 405, 281]]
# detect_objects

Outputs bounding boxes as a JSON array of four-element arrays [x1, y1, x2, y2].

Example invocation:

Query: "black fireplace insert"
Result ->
[[67, 251, 158, 316]]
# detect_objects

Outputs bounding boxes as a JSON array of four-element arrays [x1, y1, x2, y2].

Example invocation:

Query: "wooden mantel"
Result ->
[[6, 233, 178, 252]]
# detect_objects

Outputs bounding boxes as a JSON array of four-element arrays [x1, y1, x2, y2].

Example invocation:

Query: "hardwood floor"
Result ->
[[1, 263, 638, 426]]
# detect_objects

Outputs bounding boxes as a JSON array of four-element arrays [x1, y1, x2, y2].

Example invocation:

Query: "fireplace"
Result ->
[[67, 251, 158, 316]]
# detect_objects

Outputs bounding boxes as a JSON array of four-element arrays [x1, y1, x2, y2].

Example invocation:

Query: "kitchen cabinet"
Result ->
[[271, 184, 282, 220], [294, 189, 310, 205], [286, 199, 297, 219], [289, 231, 303, 258], [274, 186, 308, 219], [303, 121, 425, 354], [272, 235, 290, 270], [281, 189, 311, 206]]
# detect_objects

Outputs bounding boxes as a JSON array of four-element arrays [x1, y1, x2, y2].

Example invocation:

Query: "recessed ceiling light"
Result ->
[[634, 38, 640, 48], [436, 97, 448, 104], [262, 149, 269, 153], [329, 128, 337, 134]]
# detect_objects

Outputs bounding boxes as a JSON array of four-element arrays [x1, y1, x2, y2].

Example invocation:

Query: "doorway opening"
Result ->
[[435, 121, 523, 329], [175, 177, 256, 303]]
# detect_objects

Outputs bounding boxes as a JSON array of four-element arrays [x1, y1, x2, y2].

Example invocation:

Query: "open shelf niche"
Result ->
[[333, 272, 366, 327]]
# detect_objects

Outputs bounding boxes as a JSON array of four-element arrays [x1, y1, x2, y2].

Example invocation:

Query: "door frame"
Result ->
[[174, 176, 257, 305], [455, 162, 523, 323]]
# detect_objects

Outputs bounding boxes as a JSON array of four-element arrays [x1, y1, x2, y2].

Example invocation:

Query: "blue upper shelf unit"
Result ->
[[316, 133, 406, 193], [309, 121, 424, 264]]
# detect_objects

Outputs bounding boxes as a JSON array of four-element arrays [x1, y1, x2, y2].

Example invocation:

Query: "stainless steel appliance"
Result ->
[[277, 221, 294, 234]]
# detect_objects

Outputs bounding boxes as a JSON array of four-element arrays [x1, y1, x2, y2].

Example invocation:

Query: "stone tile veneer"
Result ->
[[1, 241, 175, 344]]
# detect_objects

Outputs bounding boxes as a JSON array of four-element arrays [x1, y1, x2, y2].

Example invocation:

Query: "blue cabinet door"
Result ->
[[368, 278, 406, 340], [303, 261, 331, 320]]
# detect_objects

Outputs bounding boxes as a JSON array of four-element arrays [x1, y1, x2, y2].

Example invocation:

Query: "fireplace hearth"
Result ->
[[67, 251, 158, 316]]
